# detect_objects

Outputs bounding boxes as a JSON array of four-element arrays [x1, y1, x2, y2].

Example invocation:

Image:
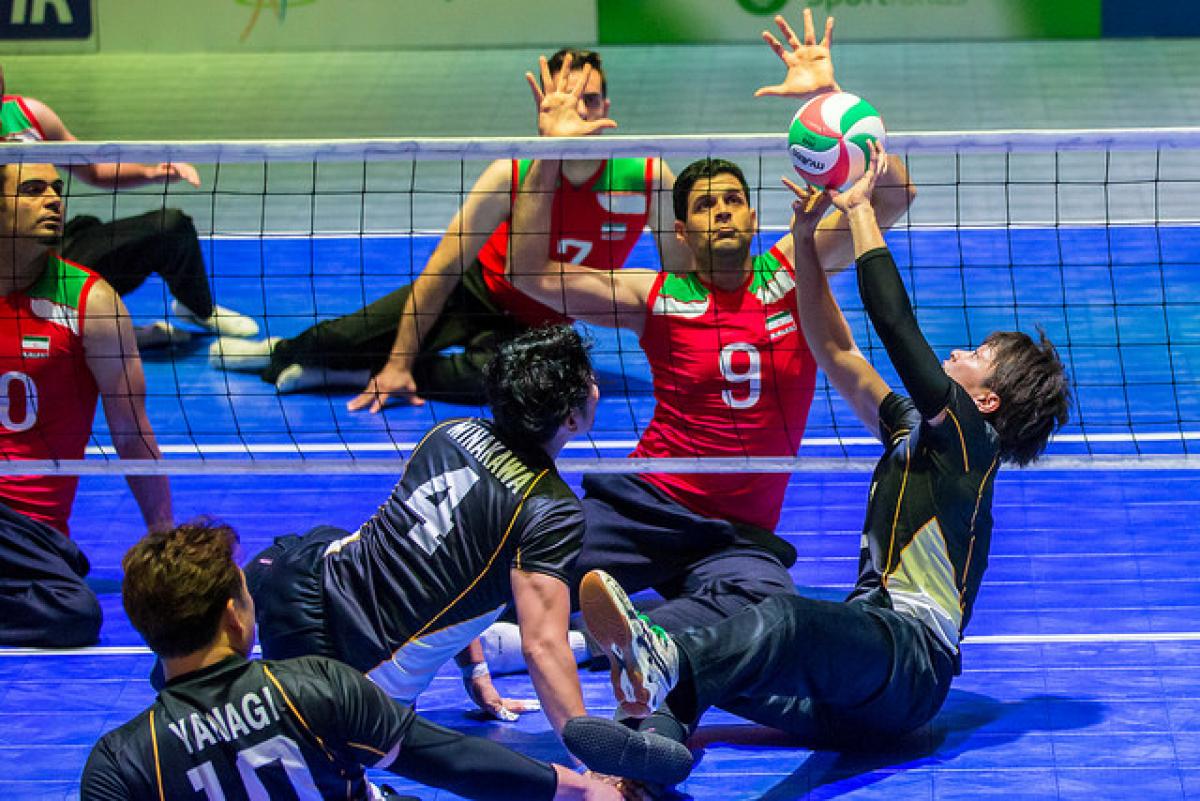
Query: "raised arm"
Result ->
[[22, 96, 201, 189], [831, 143, 954, 423], [348, 159, 514, 412], [756, 10, 916, 273], [785, 180, 890, 437], [508, 56, 656, 334], [82, 281, 173, 532]]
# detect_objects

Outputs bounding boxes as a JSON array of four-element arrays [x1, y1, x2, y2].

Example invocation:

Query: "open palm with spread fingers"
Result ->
[[756, 9, 839, 99], [525, 54, 617, 137]]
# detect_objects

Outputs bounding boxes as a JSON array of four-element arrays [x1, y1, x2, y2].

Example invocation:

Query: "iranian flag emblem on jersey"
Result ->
[[22, 335, 50, 357], [766, 310, 797, 340]]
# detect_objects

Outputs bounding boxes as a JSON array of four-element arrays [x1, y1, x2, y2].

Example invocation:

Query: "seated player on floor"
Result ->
[[245, 325, 601, 740], [562, 141, 1071, 786], [81, 521, 629, 801]]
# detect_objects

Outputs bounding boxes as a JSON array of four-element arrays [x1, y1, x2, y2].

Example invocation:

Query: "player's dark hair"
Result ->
[[485, 324, 594, 445], [981, 328, 1071, 466], [121, 521, 244, 658], [547, 48, 607, 97], [672, 158, 751, 222]]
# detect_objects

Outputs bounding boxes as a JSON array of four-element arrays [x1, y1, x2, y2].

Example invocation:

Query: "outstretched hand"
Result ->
[[149, 162, 202, 188], [525, 53, 617, 137], [755, 9, 839, 99], [827, 139, 889, 212]]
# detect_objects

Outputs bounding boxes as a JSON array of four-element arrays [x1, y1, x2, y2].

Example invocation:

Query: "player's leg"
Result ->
[[0, 504, 101, 647], [62, 210, 257, 344], [646, 543, 796, 633]]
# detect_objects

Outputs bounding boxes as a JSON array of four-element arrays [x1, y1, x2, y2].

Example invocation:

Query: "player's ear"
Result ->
[[974, 389, 1000, 415], [674, 219, 687, 242]]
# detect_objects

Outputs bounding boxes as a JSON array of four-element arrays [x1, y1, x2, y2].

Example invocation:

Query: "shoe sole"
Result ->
[[579, 570, 653, 718]]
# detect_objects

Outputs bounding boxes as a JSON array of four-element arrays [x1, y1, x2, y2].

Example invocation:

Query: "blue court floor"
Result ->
[[1, 225, 1198, 799]]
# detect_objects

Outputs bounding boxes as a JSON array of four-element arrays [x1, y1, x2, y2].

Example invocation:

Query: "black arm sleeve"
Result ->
[[386, 716, 558, 801], [857, 247, 953, 419]]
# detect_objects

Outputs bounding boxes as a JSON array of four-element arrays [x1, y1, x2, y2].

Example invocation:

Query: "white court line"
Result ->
[[81, 430, 1200, 457], [2, 631, 1199, 657]]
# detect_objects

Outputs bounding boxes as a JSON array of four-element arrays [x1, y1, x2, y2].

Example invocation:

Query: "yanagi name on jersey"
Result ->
[[444, 420, 538, 494], [166, 684, 284, 755]]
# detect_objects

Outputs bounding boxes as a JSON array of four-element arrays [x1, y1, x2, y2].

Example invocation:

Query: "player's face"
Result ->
[[0, 163, 64, 243], [678, 173, 757, 264], [944, 344, 997, 400], [554, 67, 609, 126]]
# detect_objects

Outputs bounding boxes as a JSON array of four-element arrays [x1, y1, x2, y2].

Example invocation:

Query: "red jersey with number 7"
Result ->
[[477, 158, 654, 326], [631, 248, 817, 532], [0, 253, 101, 536]]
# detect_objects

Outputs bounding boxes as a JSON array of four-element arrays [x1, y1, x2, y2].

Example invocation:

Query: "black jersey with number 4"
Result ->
[[322, 417, 584, 672], [81, 655, 414, 800]]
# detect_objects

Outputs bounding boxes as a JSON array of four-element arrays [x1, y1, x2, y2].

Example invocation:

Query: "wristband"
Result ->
[[462, 662, 490, 681]]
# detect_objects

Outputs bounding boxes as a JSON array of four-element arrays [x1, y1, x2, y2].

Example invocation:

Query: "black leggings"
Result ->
[[62, 209, 213, 318], [265, 261, 524, 404]]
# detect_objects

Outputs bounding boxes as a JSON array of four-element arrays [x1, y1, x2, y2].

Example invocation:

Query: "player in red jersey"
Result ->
[[0, 162, 172, 647], [209, 48, 691, 407], [0, 64, 258, 348], [506, 32, 914, 636]]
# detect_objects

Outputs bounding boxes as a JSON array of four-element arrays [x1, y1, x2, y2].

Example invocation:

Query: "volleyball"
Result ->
[[787, 92, 887, 190]]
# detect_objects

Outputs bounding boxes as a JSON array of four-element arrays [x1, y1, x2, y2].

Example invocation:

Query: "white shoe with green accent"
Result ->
[[579, 569, 680, 718]]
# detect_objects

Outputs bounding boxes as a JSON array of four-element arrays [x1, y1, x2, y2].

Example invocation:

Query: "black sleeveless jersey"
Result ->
[[81, 655, 413, 800], [321, 418, 584, 672]]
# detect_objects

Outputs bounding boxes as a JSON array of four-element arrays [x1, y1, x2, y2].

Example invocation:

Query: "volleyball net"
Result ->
[[2, 129, 1199, 474]]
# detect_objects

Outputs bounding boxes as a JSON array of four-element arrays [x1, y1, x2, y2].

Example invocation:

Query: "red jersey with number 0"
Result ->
[[631, 248, 817, 532], [477, 158, 654, 326], [0, 254, 100, 535]]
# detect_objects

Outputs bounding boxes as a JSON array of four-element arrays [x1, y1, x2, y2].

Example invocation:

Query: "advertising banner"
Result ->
[[92, 0, 597, 52], [0, 0, 95, 52], [598, 0, 1102, 43]]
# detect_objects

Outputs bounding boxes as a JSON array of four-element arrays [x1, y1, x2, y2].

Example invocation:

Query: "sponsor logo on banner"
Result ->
[[766, 310, 796, 340], [236, 0, 317, 42], [0, 0, 92, 39]]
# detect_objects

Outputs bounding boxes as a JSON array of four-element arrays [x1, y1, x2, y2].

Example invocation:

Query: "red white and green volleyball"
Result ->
[[787, 92, 887, 190]]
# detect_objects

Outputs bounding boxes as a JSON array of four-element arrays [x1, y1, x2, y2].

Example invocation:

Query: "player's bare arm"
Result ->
[[348, 158, 514, 413], [22, 96, 201, 190], [81, 280, 173, 531], [509, 57, 655, 334], [511, 568, 587, 737], [785, 180, 890, 437]]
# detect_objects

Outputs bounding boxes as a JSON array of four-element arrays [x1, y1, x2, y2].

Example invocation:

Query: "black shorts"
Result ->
[[245, 526, 348, 661]]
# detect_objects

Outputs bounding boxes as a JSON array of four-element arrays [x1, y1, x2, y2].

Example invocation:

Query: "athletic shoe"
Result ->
[[135, 321, 191, 350], [208, 336, 280, 371], [579, 569, 680, 718], [174, 299, 260, 338], [274, 364, 371, 393], [562, 716, 694, 787]]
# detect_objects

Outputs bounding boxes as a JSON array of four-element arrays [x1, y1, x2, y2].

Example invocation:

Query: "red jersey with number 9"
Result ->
[[631, 248, 817, 532], [477, 158, 654, 326], [0, 254, 100, 535]]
